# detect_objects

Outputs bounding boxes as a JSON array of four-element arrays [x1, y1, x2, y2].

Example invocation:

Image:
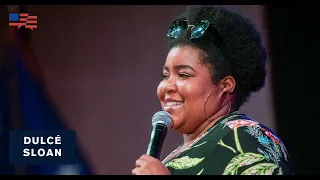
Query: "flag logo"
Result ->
[[9, 13, 37, 30]]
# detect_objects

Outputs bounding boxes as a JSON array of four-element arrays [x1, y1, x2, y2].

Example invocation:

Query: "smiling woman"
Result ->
[[158, 47, 222, 135], [132, 5, 294, 175]]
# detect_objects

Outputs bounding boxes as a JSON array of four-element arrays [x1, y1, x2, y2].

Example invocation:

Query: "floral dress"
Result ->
[[163, 112, 294, 175]]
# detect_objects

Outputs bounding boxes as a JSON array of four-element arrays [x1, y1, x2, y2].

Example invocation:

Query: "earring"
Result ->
[[204, 90, 214, 121], [223, 85, 232, 115], [204, 91, 232, 122], [227, 93, 232, 115]]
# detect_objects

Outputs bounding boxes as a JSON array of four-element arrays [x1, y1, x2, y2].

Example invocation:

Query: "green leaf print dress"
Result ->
[[163, 112, 294, 175]]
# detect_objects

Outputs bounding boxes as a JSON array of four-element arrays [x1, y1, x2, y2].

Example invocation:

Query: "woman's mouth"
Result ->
[[163, 101, 183, 111]]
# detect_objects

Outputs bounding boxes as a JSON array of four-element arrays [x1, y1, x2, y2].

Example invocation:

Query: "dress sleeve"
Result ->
[[204, 123, 294, 175]]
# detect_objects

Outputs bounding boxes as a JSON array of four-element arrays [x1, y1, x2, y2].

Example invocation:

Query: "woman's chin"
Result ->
[[170, 118, 184, 131], [164, 110, 185, 130], [173, 126, 189, 134]]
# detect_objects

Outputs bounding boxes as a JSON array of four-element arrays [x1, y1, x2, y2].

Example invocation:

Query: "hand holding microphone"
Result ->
[[132, 111, 172, 175]]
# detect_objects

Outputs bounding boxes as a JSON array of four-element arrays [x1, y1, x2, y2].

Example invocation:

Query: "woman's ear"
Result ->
[[220, 75, 236, 94]]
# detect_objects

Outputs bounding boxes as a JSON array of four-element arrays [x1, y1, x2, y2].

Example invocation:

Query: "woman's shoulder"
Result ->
[[204, 112, 282, 146], [214, 113, 294, 175], [222, 114, 283, 145], [221, 113, 288, 153]]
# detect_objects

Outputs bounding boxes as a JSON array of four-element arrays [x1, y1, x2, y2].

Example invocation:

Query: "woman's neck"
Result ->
[[182, 104, 232, 145]]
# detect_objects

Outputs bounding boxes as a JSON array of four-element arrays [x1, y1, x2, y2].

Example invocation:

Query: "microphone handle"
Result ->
[[146, 123, 168, 159]]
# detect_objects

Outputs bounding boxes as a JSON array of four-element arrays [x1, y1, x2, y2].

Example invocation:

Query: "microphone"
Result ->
[[146, 111, 173, 160]]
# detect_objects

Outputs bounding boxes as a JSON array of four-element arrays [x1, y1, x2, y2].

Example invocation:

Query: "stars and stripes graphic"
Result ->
[[9, 13, 37, 30]]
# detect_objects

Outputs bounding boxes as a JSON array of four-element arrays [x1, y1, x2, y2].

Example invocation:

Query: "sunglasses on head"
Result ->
[[167, 19, 210, 39]]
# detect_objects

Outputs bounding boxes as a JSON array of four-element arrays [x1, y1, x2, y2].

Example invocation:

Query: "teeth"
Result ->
[[166, 102, 183, 106]]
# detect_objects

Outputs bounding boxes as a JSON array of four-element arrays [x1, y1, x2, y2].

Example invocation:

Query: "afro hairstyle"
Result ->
[[167, 5, 267, 110]]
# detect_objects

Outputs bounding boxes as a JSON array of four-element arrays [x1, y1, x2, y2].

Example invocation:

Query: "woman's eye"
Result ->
[[161, 73, 169, 79], [178, 73, 191, 78]]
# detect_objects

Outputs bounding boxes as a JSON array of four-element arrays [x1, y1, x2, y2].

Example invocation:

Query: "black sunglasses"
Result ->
[[167, 20, 210, 39]]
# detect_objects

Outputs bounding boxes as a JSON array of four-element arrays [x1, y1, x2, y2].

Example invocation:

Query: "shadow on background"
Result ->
[[268, 5, 320, 175]]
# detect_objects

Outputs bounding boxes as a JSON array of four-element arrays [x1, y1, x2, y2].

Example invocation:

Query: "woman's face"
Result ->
[[157, 46, 226, 134]]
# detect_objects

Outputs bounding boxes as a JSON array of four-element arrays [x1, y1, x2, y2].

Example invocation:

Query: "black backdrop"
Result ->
[[267, 6, 320, 175]]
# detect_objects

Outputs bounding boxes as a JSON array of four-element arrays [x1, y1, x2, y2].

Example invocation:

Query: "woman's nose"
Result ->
[[162, 78, 178, 94]]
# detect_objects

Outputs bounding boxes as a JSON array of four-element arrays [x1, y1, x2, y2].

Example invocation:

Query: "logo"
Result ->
[[9, 13, 37, 30], [9, 130, 76, 165]]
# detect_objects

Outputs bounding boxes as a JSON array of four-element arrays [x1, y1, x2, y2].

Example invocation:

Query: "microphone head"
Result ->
[[152, 111, 173, 129]]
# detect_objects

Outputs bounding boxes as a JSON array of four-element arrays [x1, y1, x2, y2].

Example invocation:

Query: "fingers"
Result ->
[[132, 168, 138, 175], [132, 167, 146, 175], [135, 159, 146, 167], [140, 154, 157, 161], [133, 154, 166, 175], [133, 155, 149, 175], [140, 154, 148, 160]]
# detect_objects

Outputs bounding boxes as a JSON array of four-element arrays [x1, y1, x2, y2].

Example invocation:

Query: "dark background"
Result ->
[[268, 6, 320, 175]]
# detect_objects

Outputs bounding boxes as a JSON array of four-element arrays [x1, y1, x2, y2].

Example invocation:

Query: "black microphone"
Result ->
[[146, 111, 173, 159]]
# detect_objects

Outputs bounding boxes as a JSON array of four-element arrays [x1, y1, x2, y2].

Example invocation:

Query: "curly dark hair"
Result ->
[[167, 5, 267, 110]]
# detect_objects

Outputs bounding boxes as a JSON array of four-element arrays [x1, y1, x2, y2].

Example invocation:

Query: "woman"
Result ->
[[132, 5, 294, 175]]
